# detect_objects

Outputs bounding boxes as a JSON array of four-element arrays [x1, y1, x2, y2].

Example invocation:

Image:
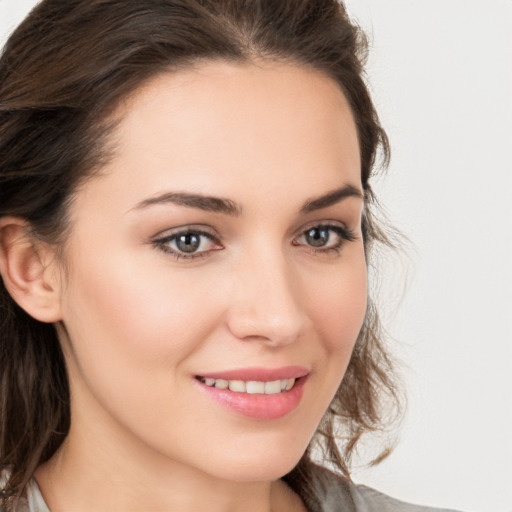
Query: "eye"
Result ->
[[294, 224, 356, 253], [303, 227, 332, 247], [153, 228, 221, 260]]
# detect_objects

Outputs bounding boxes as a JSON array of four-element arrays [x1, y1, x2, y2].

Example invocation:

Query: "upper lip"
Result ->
[[196, 366, 309, 381]]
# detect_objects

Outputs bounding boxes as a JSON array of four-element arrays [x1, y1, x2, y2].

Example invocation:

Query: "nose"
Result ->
[[225, 246, 308, 347]]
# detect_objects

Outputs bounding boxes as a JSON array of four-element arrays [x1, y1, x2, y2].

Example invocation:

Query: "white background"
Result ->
[[1, 1, 511, 511]]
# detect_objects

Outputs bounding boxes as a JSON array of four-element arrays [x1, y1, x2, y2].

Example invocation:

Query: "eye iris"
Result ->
[[305, 227, 330, 247], [176, 233, 201, 253]]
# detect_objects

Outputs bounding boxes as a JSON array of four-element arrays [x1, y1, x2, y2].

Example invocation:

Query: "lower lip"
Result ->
[[195, 377, 307, 420]]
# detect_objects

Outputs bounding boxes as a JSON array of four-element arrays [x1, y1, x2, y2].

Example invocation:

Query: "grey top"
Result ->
[[2, 472, 460, 512]]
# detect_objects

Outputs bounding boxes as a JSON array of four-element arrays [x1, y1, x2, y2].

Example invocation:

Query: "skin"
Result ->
[[32, 62, 367, 512]]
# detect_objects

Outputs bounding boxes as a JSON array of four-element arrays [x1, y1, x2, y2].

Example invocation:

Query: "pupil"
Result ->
[[306, 228, 329, 247], [176, 233, 200, 253]]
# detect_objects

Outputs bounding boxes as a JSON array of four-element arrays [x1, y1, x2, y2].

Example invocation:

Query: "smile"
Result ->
[[196, 377, 296, 394], [194, 367, 309, 420]]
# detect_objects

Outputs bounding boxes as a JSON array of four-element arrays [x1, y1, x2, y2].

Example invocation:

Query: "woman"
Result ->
[[0, 1, 457, 511]]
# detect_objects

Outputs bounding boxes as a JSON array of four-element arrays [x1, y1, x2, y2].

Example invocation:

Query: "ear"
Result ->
[[0, 217, 62, 323]]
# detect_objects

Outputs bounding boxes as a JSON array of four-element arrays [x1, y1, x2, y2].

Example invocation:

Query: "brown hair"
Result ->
[[0, 0, 399, 507]]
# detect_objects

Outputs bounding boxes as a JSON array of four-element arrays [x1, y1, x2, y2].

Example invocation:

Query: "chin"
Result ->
[[210, 455, 302, 483], [192, 433, 310, 483]]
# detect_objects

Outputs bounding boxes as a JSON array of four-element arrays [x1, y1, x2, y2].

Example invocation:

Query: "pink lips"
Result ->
[[195, 366, 309, 420]]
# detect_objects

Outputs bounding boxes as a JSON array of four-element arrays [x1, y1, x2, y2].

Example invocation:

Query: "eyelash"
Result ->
[[153, 228, 220, 261], [152, 224, 356, 261], [293, 224, 356, 255]]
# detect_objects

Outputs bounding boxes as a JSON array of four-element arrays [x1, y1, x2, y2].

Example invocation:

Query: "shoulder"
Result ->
[[0, 470, 50, 512], [304, 464, 461, 512], [349, 483, 461, 512]]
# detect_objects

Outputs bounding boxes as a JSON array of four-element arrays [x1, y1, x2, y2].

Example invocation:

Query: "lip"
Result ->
[[194, 366, 310, 420], [197, 366, 309, 381]]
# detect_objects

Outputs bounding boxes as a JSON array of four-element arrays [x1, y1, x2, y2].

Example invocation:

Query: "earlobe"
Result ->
[[0, 218, 62, 323]]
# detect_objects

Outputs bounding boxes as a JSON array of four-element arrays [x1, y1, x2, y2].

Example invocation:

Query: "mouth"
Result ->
[[194, 367, 309, 420], [195, 376, 298, 395]]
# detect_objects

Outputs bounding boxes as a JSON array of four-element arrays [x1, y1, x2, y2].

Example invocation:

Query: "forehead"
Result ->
[[77, 61, 361, 215]]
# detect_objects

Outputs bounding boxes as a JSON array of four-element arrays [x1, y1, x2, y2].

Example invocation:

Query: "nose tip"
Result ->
[[226, 261, 307, 347], [227, 309, 304, 347]]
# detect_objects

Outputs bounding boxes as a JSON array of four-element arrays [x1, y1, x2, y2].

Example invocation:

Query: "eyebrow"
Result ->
[[133, 192, 242, 216], [132, 184, 363, 216], [299, 184, 363, 214]]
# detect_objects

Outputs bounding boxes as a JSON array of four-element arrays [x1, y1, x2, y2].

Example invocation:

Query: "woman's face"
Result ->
[[54, 62, 367, 482]]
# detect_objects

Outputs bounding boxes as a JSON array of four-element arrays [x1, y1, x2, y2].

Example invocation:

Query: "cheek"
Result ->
[[58, 247, 226, 426], [299, 246, 368, 408], [63, 252, 215, 359], [307, 249, 368, 356], [58, 249, 226, 445]]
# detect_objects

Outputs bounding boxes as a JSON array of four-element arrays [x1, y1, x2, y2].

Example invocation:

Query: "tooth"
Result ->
[[204, 377, 294, 394], [246, 381, 265, 394], [215, 379, 229, 389], [228, 380, 246, 392], [264, 380, 282, 395]]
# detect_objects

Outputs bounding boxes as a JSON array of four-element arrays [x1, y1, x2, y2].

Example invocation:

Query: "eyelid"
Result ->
[[151, 225, 222, 260], [295, 218, 349, 233], [294, 220, 356, 240], [152, 223, 218, 240], [292, 221, 357, 253]]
